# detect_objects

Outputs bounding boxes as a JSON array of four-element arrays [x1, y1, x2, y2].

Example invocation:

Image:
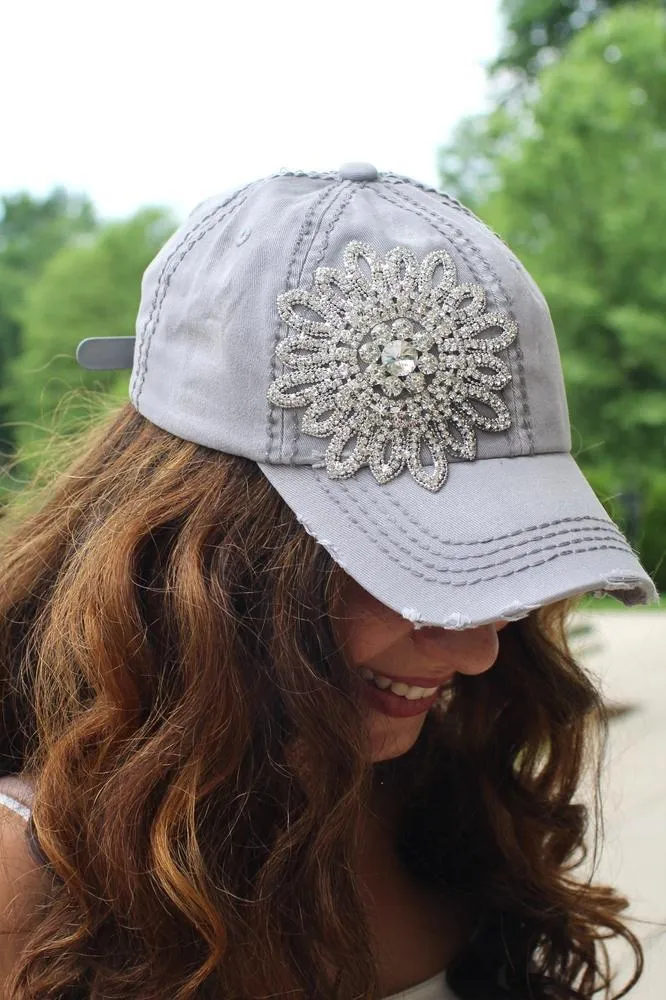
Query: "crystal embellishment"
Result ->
[[267, 241, 518, 491], [381, 337, 418, 376]]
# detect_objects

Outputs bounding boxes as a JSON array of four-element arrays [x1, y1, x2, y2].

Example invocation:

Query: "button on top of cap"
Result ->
[[339, 162, 379, 182]]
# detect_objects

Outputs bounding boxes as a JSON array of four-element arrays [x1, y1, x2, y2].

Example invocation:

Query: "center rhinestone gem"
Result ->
[[381, 340, 419, 376]]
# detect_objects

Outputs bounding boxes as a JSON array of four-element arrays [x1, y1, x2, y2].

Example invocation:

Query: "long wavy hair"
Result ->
[[0, 401, 643, 1000]]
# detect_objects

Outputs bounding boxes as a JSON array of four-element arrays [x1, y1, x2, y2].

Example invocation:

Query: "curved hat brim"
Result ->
[[257, 453, 658, 629]]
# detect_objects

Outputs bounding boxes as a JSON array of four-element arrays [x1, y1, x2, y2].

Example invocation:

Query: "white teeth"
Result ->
[[373, 675, 393, 689], [390, 681, 409, 696], [360, 668, 439, 700]]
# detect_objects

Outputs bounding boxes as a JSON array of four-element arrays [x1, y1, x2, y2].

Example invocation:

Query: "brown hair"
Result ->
[[0, 402, 643, 999]]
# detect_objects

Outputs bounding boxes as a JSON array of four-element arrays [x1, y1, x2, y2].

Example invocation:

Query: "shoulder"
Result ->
[[0, 774, 50, 981]]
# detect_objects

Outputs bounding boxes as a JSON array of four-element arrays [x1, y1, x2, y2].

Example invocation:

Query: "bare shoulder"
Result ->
[[0, 774, 49, 982]]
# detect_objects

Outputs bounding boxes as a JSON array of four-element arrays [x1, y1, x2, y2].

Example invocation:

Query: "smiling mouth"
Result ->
[[358, 671, 447, 719], [359, 666, 453, 701]]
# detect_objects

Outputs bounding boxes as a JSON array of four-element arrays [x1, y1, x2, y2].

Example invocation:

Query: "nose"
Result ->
[[410, 621, 505, 676]]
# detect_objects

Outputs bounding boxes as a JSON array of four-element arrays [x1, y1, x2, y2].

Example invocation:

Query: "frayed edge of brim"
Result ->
[[400, 577, 659, 630], [587, 577, 661, 607], [401, 603, 538, 630]]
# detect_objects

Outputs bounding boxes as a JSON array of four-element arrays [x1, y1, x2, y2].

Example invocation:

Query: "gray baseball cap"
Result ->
[[76, 163, 659, 628]]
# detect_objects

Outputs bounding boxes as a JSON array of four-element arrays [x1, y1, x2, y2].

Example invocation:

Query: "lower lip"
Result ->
[[359, 678, 442, 718]]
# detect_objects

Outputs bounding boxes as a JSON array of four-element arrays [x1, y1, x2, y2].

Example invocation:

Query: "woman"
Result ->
[[0, 164, 658, 999]]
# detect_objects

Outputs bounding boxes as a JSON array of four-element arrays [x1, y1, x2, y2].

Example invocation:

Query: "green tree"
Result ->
[[438, 4, 666, 586], [0, 189, 97, 454], [1, 207, 176, 475], [493, 0, 649, 77]]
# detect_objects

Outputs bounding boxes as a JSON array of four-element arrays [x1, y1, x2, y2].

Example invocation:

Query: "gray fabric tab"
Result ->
[[76, 337, 136, 370]]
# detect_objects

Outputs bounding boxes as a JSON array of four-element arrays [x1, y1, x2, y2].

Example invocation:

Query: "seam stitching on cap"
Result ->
[[311, 468, 620, 544], [319, 517, 634, 583], [383, 173, 480, 221], [374, 185, 534, 456], [341, 517, 621, 563], [295, 185, 347, 287], [132, 180, 258, 406], [270, 169, 340, 181], [290, 184, 357, 464], [310, 478, 627, 569], [305, 486, 633, 584], [267, 183, 340, 463]]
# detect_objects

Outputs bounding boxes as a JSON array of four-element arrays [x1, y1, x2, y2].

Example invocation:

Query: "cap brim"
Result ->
[[256, 453, 659, 629]]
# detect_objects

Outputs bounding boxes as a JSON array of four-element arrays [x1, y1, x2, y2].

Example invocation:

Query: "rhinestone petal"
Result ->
[[301, 395, 349, 436], [418, 249, 457, 299], [459, 391, 511, 431], [277, 289, 331, 336], [434, 412, 477, 459], [446, 283, 486, 316], [267, 371, 323, 408], [405, 425, 449, 491], [276, 338, 354, 368], [368, 427, 406, 483], [325, 423, 371, 478]]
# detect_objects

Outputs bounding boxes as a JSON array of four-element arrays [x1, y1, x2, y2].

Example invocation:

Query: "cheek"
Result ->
[[336, 588, 404, 664], [342, 617, 399, 665]]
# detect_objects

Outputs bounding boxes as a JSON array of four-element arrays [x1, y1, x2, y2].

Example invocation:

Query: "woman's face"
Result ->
[[336, 576, 510, 762]]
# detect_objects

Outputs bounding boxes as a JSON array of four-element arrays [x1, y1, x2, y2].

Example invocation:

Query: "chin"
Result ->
[[367, 711, 428, 762]]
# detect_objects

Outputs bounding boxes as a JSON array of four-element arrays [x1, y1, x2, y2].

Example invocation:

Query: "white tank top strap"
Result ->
[[0, 790, 32, 822], [383, 969, 457, 999]]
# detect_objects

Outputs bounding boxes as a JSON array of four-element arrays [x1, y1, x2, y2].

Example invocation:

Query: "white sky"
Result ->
[[1, 0, 501, 222]]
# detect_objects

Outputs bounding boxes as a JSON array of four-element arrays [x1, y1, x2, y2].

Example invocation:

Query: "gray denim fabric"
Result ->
[[77, 165, 659, 628]]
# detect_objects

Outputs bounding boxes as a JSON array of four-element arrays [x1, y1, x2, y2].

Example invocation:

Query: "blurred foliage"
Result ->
[[493, 0, 647, 77], [0, 189, 97, 453], [438, 3, 666, 590], [0, 205, 176, 493]]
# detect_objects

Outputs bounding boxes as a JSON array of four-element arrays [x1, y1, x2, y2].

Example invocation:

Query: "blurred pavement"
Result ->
[[569, 610, 666, 998]]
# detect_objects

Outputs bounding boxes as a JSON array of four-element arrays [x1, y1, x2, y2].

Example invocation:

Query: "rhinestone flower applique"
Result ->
[[267, 241, 518, 491]]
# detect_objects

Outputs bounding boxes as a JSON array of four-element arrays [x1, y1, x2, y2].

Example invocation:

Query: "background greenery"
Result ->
[[0, 0, 663, 590], [0, 192, 176, 489]]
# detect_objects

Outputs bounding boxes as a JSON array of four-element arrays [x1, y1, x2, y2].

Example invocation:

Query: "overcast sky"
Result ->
[[1, 0, 502, 222]]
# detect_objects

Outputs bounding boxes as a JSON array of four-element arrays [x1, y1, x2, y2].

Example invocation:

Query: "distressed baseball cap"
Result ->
[[76, 163, 659, 628]]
